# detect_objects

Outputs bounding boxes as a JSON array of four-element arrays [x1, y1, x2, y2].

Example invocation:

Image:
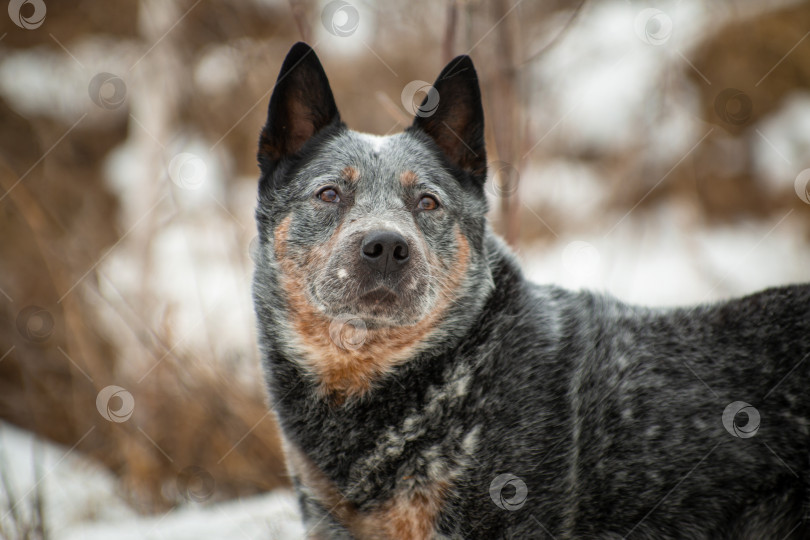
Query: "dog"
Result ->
[[252, 42, 810, 539]]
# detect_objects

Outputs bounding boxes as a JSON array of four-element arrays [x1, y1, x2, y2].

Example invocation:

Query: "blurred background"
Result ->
[[2, 0, 810, 538]]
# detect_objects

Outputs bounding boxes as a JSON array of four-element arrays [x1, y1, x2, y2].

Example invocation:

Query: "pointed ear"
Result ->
[[409, 55, 486, 187], [258, 42, 341, 173]]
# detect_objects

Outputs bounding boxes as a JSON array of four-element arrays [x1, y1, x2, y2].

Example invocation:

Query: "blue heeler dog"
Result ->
[[252, 42, 810, 539]]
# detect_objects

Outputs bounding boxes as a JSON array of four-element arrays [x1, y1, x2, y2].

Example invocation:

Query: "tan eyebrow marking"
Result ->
[[400, 170, 418, 187], [342, 166, 360, 183]]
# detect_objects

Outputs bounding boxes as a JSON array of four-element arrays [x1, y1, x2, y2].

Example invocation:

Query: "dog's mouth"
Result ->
[[358, 286, 399, 307], [311, 275, 427, 326]]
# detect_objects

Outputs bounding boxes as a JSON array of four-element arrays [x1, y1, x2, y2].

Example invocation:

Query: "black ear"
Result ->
[[258, 42, 341, 173], [409, 55, 486, 187]]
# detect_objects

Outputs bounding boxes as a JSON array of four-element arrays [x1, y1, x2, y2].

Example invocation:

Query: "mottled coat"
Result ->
[[252, 42, 810, 539]]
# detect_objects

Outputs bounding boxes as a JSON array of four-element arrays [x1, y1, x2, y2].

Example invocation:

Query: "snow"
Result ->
[[519, 201, 810, 306], [0, 422, 303, 540], [753, 92, 810, 194], [530, 0, 708, 157], [59, 492, 304, 540]]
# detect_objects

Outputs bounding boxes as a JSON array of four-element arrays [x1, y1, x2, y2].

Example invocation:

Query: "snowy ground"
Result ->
[[0, 422, 303, 540]]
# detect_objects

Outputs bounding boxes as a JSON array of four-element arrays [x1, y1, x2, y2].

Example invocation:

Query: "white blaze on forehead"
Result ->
[[355, 132, 390, 154], [337, 268, 348, 279]]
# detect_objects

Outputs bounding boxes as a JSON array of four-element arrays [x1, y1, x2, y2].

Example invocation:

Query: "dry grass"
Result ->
[[0, 97, 288, 511]]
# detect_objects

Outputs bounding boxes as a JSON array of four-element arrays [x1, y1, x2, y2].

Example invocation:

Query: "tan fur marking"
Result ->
[[400, 170, 418, 187], [285, 441, 446, 540], [275, 216, 470, 402], [342, 166, 360, 183], [355, 483, 448, 540], [274, 218, 471, 399], [274, 215, 292, 258], [285, 442, 357, 526]]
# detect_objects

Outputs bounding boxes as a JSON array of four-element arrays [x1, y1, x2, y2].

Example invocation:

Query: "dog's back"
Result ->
[[252, 43, 810, 539], [450, 238, 810, 537]]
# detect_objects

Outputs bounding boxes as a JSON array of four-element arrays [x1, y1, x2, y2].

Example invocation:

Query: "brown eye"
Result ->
[[417, 195, 439, 211], [318, 187, 340, 203]]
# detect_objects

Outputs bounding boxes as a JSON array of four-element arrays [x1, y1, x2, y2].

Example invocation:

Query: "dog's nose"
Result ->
[[361, 230, 410, 274]]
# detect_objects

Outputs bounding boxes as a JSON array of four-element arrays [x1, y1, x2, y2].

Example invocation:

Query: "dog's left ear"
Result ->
[[258, 42, 341, 175], [409, 55, 486, 188]]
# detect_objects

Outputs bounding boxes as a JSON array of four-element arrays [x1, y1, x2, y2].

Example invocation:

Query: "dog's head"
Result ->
[[254, 43, 492, 396]]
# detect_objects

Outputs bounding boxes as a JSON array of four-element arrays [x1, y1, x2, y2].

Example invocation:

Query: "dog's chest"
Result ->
[[279, 358, 481, 538]]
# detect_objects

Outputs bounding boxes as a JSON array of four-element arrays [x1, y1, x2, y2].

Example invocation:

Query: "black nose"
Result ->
[[361, 230, 410, 274]]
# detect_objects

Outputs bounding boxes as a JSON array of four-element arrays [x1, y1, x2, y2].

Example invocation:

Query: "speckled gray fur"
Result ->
[[253, 43, 810, 539]]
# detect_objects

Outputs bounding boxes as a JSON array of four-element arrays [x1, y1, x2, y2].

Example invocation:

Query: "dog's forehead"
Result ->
[[313, 130, 445, 186], [353, 131, 391, 154]]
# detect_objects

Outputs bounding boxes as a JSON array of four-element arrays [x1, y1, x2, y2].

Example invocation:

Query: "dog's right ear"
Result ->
[[258, 42, 341, 175]]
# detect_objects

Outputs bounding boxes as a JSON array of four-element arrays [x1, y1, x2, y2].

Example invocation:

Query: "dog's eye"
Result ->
[[317, 187, 340, 203], [417, 195, 439, 211]]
